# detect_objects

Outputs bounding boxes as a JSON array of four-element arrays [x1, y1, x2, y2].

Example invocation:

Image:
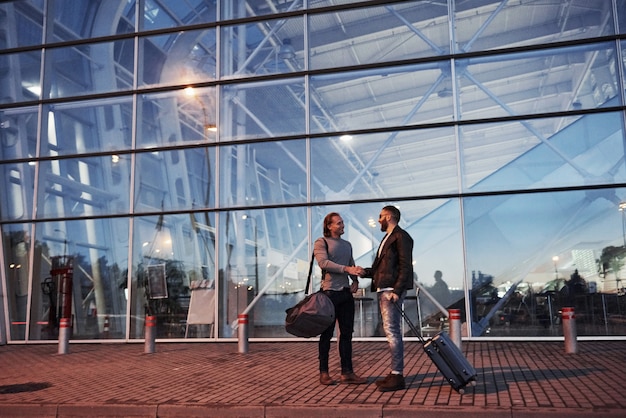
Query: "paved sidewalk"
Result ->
[[0, 340, 625, 417]]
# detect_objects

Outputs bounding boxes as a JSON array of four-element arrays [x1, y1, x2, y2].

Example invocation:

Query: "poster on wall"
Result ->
[[147, 264, 168, 299]]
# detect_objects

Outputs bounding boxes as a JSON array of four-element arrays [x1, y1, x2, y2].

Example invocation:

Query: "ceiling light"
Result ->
[[437, 87, 452, 98]]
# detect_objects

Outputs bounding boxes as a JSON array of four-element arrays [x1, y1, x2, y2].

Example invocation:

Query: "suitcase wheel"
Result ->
[[458, 387, 465, 395]]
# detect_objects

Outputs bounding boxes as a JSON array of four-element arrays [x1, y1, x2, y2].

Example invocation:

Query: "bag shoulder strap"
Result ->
[[306, 238, 328, 294]]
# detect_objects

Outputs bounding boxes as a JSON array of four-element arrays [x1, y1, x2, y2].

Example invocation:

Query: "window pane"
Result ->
[[131, 212, 216, 339], [218, 207, 307, 338], [464, 188, 626, 337], [309, 1, 450, 70], [27, 218, 130, 341], [220, 78, 306, 141], [138, 88, 217, 149], [135, 148, 215, 212], [462, 112, 626, 193], [0, 161, 35, 221], [458, 43, 621, 120], [41, 99, 132, 157], [2, 1, 44, 47], [36, 155, 131, 218], [310, 63, 453, 134], [45, 40, 134, 99], [0, 105, 38, 160], [311, 127, 458, 203], [222, 0, 303, 19], [454, 0, 615, 53], [139, 29, 217, 88], [141, 0, 216, 31], [221, 17, 304, 78], [0, 50, 42, 103], [2, 224, 31, 341], [220, 140, 306, 207]]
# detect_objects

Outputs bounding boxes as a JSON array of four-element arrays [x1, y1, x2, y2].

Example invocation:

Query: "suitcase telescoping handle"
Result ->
[[393, 301, 427, 345]]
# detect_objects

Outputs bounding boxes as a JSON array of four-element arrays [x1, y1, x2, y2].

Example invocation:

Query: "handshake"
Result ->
[[345, 266, 372, 277]]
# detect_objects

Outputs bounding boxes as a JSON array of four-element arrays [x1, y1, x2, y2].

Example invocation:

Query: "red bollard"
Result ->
[[449, 309, 462, 350], [144, 315, 156, 354], [562, 307, 577, 354], [58, 317, 71, 354], [102, 315, 110, 338], [238, 314, 249, 354]]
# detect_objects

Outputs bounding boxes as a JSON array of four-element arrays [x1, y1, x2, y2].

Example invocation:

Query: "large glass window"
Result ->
[[2, 0, 626, 343]]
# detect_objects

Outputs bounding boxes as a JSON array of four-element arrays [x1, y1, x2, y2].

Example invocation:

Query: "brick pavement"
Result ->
[[0, 340, 625, 417]]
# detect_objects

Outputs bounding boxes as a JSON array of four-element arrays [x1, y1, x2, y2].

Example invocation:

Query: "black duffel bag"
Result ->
[[285, 290, 335, 337]]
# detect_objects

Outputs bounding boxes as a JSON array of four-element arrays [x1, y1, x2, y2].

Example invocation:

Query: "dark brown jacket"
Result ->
[[365, 226, 414, 295]]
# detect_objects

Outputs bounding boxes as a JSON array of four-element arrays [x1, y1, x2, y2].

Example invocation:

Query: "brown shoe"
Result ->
[[375, 373, 391, 386], [320, 372, 336, 385], [340, 372, 367, 384], [377, 373, 405, 392]]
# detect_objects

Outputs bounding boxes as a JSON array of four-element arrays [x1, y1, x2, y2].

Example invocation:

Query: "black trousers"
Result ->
[[318, 289, 356, 374]]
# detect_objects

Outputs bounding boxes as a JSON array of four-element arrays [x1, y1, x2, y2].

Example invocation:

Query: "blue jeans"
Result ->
[[318, 289, 355, 374], [378, 290, 406, 374]]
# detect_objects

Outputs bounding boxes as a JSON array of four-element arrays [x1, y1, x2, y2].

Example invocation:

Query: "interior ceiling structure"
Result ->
[[212, 0, 617, 218]]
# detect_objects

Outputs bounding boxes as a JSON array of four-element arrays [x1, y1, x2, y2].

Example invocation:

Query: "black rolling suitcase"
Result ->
[[396, 303, 477, 394]]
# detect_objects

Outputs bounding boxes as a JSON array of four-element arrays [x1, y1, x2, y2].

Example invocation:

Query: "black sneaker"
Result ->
[[377, 373, 405, 392]]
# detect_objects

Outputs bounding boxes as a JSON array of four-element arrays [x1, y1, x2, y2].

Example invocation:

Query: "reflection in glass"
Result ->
[[45, 40, 135, 98], [135, 147, 215, 212], [2, 224, 31, 340], [310, 63, 453, 134], [0, 50, 42, 103], [457, 43, 620, 120], [137, 89, 217, 148], [311, 128, 458, 203], [464, 188, 626, 337], [221, 17, 304, 77], [454, 0, 615, 53], [219, 140, 306, 207], [21, 218, 131, 341], [461, 111, 626, 193], [309, 2, 450, 70], [130, 213, 215, 339], [0, 161, 35, 221], [37, 155, 131, 218], [220, 78, 306, 141], [218, 207, 307, 338], [139, 29, 217, 88], [40, 99, 133, 156]]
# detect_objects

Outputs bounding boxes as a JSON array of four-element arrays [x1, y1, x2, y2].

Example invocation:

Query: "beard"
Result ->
[[380, 220, 387, 232]]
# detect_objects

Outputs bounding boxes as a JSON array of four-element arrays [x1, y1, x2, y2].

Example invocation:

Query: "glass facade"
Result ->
[[1, 0, 625, 344]]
